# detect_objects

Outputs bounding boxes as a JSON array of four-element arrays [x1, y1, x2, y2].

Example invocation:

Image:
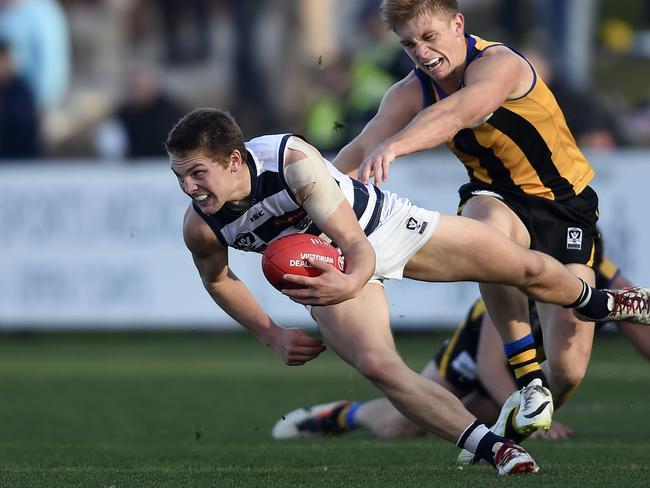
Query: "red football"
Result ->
[[262, 234, 345, 290]]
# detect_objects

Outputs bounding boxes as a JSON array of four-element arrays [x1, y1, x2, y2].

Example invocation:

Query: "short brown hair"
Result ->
[[380, 0, 459, 30], [164, 108, 247, 162]]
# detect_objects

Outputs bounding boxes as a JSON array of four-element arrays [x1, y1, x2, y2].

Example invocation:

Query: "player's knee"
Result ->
[[353, 350, 402, 386]]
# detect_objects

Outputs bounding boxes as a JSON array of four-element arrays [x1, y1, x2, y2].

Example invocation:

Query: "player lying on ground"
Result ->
[[273, 251, 649, 446], [166, 108, 650, 475]]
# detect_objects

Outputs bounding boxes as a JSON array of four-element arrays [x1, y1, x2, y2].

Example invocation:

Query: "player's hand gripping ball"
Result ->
[[262, 234, 345, 290]]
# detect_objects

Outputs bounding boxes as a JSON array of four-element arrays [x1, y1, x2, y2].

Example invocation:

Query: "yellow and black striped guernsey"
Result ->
[[414, 35, 595, 201]]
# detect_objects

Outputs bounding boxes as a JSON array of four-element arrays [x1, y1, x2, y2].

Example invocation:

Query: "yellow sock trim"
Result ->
[[514, 363, 541, 379], [337, 405, 351, 429], [509, 349, 537, 365]]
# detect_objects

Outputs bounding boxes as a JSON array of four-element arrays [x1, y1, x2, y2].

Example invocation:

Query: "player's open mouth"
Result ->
[[194, 194, 210, 203], [423, 57, 443, 70]]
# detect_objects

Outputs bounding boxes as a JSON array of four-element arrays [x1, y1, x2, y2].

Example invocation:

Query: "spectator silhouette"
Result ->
[[0, 39, 39, 159], [0, 0, 70, 110], [156, 0, 211, 65], [95, 64, 186, 160]]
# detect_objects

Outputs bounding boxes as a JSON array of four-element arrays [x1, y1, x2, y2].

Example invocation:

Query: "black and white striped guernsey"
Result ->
[[192, 134, 385, 253]]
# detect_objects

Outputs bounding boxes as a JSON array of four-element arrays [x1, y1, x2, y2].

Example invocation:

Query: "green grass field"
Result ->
[[0, 330, 647, 487]]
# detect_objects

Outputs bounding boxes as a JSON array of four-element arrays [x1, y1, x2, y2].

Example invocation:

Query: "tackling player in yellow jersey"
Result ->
[[331, 0, 650, 448]]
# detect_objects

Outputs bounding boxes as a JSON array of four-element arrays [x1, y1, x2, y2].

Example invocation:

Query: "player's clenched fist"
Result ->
[[269, 327, 326, 366]]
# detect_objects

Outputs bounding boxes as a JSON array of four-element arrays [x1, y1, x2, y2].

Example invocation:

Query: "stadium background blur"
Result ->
[[1, 2, 649, 486], [1, 0, 650, 331]]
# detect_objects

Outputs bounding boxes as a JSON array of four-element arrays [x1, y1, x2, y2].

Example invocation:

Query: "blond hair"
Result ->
[[380, 0, 459, 30]]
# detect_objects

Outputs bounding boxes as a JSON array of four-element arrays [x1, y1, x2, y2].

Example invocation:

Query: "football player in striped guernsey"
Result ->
[[166, 108, 648, 475]]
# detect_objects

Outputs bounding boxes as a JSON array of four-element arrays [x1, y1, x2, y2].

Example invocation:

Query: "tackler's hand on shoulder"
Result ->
[[357, 143, 397, 186], [282, 256, 358, 306]]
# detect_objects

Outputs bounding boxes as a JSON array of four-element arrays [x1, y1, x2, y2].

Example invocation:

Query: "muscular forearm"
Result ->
[[206, 273, 327, 366], [333, 141, 368, 177], [387, 104, 463, 158], [206, 274, 281, 346]]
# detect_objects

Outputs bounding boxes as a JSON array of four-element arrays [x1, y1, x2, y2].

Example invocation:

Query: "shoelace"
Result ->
[[495, 443, 524, 467], [612, 288, 650, 317]]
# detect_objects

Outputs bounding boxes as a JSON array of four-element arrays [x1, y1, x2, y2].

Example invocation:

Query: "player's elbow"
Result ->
[[203, 274, 229, 299]]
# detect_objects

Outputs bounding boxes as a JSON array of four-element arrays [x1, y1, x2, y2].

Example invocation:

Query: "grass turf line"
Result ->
[[0, 331, 647, 487]]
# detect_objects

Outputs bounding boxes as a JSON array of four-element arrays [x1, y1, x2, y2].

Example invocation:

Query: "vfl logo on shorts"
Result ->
[[406, 217, 429, 235], [567, 227, 583, 250]]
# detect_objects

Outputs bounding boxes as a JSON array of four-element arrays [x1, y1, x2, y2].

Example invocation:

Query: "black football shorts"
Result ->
[[458, 182, 599, 266]]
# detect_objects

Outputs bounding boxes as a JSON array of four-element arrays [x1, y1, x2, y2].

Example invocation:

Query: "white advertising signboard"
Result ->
[[0, 151, 647, 329]]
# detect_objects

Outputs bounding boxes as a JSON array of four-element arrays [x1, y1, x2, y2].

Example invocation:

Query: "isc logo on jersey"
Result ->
[[289, 253, 335, 267]]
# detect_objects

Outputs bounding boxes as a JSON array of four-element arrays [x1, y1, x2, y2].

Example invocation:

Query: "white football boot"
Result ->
[[514, 378, 553, 435]]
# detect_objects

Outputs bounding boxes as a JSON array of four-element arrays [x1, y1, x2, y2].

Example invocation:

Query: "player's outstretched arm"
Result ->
[[333, 74, 421, 179], [183, 207, 326, 365], [357, 47, 531, 185]]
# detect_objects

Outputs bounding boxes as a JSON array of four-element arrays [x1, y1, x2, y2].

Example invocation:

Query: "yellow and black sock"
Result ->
[[504, 334, 547, 389], [336, 401, 361, 431]]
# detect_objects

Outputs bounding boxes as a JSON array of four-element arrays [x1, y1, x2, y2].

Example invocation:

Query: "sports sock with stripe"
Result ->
[[457, 420, 509, 467], [504, 333, 548, 389], [336, 401, 362, 430], [565, 278, 611, 320]]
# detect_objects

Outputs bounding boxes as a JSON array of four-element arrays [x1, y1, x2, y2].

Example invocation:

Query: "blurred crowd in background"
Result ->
[[1, 0, 650, 162]]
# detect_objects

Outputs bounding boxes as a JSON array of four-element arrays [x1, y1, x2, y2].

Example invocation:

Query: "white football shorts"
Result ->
[[368, 193, 439, 281]]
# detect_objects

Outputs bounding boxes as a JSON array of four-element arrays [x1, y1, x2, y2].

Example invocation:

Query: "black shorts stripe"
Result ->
[[363, 186, 384, 235], [350, 178, 370, 222], [453, 128, 523, 194], [488, 107, 576, 200], [459, 182, 598, 264]]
